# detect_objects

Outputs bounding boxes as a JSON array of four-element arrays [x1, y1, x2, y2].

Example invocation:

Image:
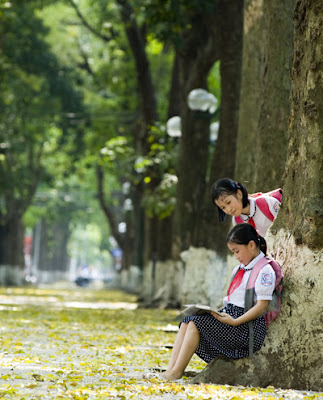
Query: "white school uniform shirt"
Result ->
[[223, 251, 276, 309], [232, 196, 280, 237]]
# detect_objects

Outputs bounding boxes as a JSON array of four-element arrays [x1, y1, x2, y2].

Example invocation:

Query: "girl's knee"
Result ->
[[187, 321, 198, 332]]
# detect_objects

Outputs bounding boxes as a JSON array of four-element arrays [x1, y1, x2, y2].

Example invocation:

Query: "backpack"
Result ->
[[244, 256, 283, 356], [234, 188, 283, 226]]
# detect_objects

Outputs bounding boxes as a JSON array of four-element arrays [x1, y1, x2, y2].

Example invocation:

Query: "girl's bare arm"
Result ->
[[211, 300, 269, 326]]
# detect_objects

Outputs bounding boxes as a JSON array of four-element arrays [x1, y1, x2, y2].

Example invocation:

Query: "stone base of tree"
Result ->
[[190, 330, 321, 391], [120, 265, 142, 293], [180, 247, 229, 308], [37, 270, 69, 284], [192, 231, 323, 391], [0, 265, 25, 286], [190, 353, 275, 388], [139, 247, 233, 308], [140, 259, 183, 307]]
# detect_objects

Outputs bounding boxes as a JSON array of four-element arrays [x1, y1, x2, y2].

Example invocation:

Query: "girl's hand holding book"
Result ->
[[212, 311, 239, 326]]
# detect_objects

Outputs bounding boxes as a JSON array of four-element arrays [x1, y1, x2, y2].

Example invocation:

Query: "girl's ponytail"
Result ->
[[258, 234, 267, 255], [227, 224, 267, 255]]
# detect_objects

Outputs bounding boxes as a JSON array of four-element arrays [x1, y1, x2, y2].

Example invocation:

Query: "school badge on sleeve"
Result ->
[[261, 272, 273, 286]]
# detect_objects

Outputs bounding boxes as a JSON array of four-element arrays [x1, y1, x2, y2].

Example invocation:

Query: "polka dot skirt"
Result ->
[[181, 304, 266, 363]]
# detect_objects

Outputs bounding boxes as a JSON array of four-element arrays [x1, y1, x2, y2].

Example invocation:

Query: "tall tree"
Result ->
[[193, 0, 244, 255], [0, 1, 84, 272], [235, 0, 294, 192], [192, 0, 323, 390], [254, 0, 294, 190], [234, 0, 266, 192], [144, 0, 243, 256], [173, 2, 220, 255]]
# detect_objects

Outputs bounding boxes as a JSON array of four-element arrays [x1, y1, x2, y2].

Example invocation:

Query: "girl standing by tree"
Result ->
[[211, 178, 282, 237]]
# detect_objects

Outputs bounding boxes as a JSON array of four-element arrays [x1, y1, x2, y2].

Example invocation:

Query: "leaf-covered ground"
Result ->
[[0, 287, 321, 400]]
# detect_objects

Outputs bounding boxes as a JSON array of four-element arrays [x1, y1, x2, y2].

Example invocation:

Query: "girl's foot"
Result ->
[[160, 370, 183, 381], [142, 372, 160, 379]]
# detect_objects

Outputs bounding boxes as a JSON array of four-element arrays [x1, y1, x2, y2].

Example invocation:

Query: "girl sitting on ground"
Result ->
[[160, 224, 276, 382]]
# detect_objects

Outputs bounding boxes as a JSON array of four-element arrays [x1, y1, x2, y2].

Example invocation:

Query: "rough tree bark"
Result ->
[[195, 0, 244, 256], [173, 2, 220, 256], [234, 0, 266, 192], [0, 216, 24, 267], [192, 0, 323, 390], [254, 0, 294, 190], [235, 0, 294, 192], [157, 53, 181, 262]]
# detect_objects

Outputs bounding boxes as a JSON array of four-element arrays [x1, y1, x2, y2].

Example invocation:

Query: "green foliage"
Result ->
[[100, 136, 134, 170], [0, 1, 85, 223], [140, 0, 217, 45], [39, 0, 138, 149], [143, 173, 178, 219], [0, 0, 222, 267], [208, 61, 221, 107], [136, 125, 179, 218]]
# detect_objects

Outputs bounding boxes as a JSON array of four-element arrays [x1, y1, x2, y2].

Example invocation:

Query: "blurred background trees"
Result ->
[[0, 0, 225, 283], [0, 0, 321, 294], [0, 0, 321, 390]]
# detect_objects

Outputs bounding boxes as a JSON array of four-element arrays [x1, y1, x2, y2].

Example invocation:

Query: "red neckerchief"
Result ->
[[227, 267, 245, 301]]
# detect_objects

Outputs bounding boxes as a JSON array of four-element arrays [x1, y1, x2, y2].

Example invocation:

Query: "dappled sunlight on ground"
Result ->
[[0, 287, 321, 399]]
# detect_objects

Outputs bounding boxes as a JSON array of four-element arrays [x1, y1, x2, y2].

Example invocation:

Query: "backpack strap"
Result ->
[[245, 257, 272, 357], [255, 197, 275, 222], [234, 216, 244, 224], [234, 216, 257, 229]]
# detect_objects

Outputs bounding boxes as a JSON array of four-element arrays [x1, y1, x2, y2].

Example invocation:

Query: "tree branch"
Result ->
[[116, 0, 158, 136], [67, 0, 114, 42], [96, 164, 125, 249]]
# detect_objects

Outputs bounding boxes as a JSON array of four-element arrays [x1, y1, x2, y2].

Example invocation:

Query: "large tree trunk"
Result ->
[[0, 216, 25, 285], [173, 3, 220, 256], [234, 0, 266, 192], [117, 0, 160, 268], [235, 0, 294, 192], [194, 0, 243, 255], [254, 0, 294, 190], [192, 0, 323, 390], [157, 53, 181, 262], [0, 217, 24, 267], [274, 1, 322, 249]]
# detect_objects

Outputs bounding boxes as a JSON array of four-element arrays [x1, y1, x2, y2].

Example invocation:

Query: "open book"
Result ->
[[181, 304, 224, 317]]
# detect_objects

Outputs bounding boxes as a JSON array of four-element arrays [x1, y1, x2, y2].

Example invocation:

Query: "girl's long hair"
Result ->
[[211, 178, 248, 222], [226, 224, 267, 254]]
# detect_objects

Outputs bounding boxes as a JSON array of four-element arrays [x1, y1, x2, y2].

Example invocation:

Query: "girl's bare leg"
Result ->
[[162, 322, 188, 373], [161, 321, 200, 381]]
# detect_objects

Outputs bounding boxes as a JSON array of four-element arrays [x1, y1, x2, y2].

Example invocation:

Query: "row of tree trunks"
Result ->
[[234, 0, 266, 192], [0, 217, 24, 267], [254, 0, 294, 190], [274, 0, 323, 249], [235, 0, 294, 192], [196, 0, 244, 256], [198, 0, 323, 390], [173, 3, 219, 256], [174, 0, 243, 257], [37, 219, 70, 273]]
